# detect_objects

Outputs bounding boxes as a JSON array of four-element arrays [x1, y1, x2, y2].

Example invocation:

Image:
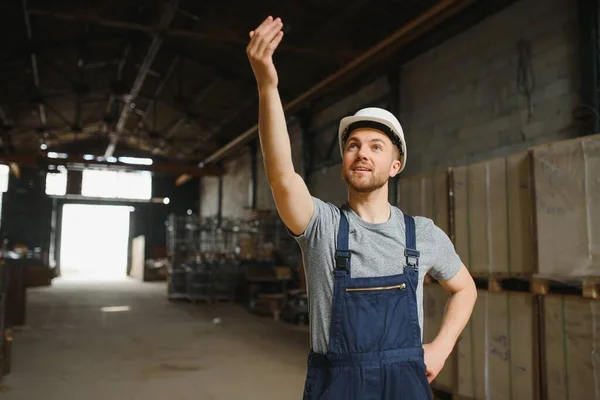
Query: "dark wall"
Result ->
[[150, 175, 199, 258], [0, 167, 52, 258]]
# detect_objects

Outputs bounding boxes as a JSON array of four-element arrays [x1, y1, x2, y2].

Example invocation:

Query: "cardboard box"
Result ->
[[274, 266, 292, 280], [531, 134, 600, 277], [423, 284, 457, 393], [543, 296, 600, 399], [458, 291, 537, 399], [452, 152, 533, 276], [398, 170, 450, 235]]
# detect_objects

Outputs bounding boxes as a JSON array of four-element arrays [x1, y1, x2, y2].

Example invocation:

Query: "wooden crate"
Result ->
[[529, 134, 600, 277], [398, 169, 450, 236], [451, 152, 533, 277], [541, 295, 600, 399], [457, 290, 539, 400]]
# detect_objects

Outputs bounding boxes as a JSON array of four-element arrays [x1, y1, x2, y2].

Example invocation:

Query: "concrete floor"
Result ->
[[1, 277, 310, 400]]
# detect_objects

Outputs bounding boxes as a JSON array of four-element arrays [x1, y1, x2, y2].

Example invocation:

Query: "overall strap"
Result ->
[[335, 210, 351, 273], [403, 214, 420, 270]]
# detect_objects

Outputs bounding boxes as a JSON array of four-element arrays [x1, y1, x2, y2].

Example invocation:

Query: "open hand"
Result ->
[[246, 16, 284, 90], [422, 342, 448, 383]]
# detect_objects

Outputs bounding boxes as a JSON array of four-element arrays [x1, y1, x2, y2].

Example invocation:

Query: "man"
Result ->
[[246, 16, 477, 399]]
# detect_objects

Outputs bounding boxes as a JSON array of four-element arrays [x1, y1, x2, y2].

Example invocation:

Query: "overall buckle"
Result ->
[[335, 250, 351, 272], [405, 248, 420, 268]]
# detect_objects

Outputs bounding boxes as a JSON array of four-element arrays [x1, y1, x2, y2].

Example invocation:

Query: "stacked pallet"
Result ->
[[405, 133, 600, 399], [397, 169, 450, 235], [451, 151, 533, 277], [531, 135, 600, 400]]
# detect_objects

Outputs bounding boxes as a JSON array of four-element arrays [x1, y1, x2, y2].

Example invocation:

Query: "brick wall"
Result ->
[[400, 0, 580, 176]]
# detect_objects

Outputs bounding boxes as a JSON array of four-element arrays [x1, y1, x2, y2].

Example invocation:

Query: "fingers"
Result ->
[[264, 31, 284, 57], [247, 16, 272, 53], [255, 17, 283, 57], [247, 16, 283, 58]]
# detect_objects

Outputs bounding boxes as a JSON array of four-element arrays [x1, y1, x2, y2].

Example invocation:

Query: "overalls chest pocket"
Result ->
[[344, 282, 407, 296], [336, 275, 417, 353]]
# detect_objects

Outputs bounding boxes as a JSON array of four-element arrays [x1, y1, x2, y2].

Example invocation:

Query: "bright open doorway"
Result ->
[[59, 204, 131, 280]]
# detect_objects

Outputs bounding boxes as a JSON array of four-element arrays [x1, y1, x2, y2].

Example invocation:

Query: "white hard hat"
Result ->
[[338, 107, 407, 172]]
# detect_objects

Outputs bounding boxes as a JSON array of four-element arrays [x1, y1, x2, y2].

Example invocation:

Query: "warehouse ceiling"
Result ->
[[1, 0, 450, 164]]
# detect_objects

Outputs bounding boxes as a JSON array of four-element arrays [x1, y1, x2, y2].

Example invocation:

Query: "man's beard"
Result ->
[[342, 168, 389, 193]]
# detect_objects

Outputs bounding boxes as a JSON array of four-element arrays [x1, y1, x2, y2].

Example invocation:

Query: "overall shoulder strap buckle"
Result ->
[[403, 214, 419, 270], [335, 210, 351, 274], [335, 250, 351, 272], [404, 248, 420, 268]]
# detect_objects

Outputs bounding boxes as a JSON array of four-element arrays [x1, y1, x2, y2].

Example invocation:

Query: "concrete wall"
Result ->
[[221, 149, 251, 218], [400, 0, 580, 175], [309, 164, 347, 207], [201, 0, 583, 214], [200, 176, 219, 218], [201, 116, 305, 217]]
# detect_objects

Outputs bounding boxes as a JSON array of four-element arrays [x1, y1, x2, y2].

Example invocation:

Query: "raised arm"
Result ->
[[246, 16, 313, 236]]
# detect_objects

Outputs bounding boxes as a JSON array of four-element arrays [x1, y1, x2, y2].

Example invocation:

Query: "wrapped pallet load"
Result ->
[[452, 152, 533, 276], [397, 169, 450, 235], [458, 290, 538, 399], [543, 296, 600, 399], [530, 135, 600, 277]]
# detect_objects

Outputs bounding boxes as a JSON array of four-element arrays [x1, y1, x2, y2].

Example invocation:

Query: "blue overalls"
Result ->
[[303, 211, 432, 399]]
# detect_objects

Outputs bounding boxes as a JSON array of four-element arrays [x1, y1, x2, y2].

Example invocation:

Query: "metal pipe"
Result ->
[[387, 70, 400, 205], [578, 0, 600, 134], [249, 140, 257, 209], [217, 171, 223, 227], [202, 0, 474, 164]]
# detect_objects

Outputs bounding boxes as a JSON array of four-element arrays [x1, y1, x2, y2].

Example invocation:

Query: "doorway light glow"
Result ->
[[101, 306, 131, 313], [118, 157, 153, 166], [47, 152, 68, 159]]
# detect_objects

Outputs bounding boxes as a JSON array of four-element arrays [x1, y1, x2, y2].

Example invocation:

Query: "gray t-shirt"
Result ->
[[291, 197, 462, 354]]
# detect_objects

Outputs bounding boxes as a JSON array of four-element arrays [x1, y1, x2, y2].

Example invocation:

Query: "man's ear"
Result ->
[[389, 160, 402, 178]]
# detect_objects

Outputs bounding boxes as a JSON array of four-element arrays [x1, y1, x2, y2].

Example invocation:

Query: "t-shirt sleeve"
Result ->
[[426, 220, 463, 281], [286, 196, 338, 249]]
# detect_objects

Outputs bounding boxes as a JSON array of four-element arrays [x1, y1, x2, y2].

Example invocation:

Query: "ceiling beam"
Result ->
[[0, 153, 224, 177], [164, 44, 256, 94], [140, 55, 180, 129], [74, 23, 90, 132], [22, 0, 47, 127], [27, 8, 359, 61], [105, 0, 178, 157], [162, 78, 221, 138], [199, 0, 475, 167]]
